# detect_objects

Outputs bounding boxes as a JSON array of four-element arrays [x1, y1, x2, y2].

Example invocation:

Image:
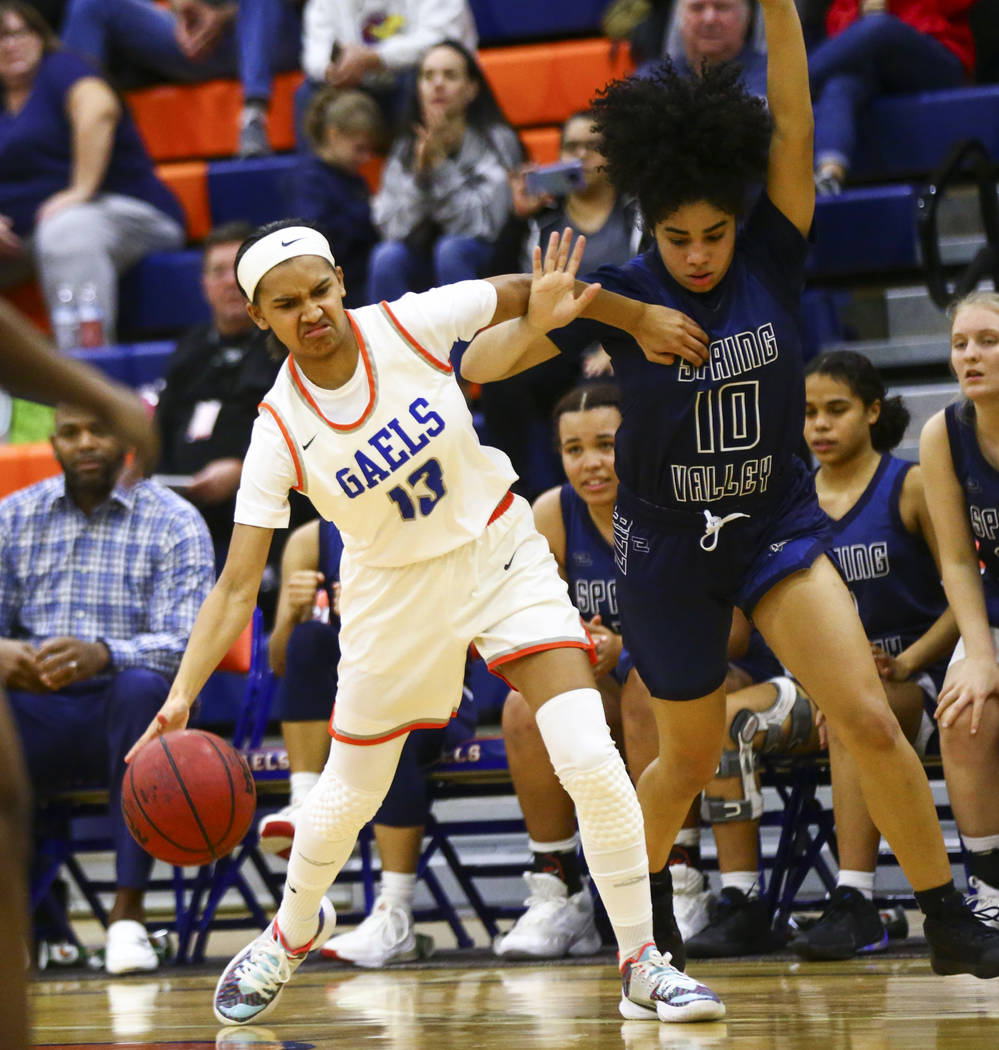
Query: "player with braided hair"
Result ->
[[463, 0, 999, 981]]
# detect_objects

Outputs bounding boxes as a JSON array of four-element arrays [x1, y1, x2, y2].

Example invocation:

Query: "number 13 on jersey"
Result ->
[[387, 458, 447, 520]]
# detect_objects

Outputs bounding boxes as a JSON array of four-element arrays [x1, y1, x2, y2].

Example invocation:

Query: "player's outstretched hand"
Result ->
[[125, 695, 193, 763], [935, 656, 999, 735], [633, 303, 710, 368], [526, 228, 601, 334]]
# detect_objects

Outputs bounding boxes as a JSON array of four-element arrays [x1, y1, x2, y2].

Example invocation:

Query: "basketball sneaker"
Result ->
[[685, 887, 776, 959], [619, 943, 726, 1022], [923, 896, 999, 979], [320, 896, 434, 967], [671, 863, 711, 942], [968, 876, 999, 930], [214, 897, 336, 1025], [493, 872, 602, 958], [789, 887, 888, 960], [105, 919, 159, 975], [257, 802, 301, 859]]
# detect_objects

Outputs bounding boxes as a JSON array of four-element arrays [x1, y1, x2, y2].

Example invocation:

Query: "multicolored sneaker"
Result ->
[[619, 943, 726, 1023], [214, 898, 337, 1026]]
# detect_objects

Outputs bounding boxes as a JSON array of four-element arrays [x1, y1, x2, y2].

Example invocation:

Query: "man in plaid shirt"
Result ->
[[0, 403, 213, 975]]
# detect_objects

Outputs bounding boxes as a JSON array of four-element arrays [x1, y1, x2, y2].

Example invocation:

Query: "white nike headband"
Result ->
[[236, 226, 337, 301]]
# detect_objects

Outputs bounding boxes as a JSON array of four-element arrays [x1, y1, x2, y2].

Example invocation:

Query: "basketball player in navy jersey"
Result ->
[[686, 351, 958, 959], [127, 222, 728, 1025], [920, 291, 999, 924], [462, 0, 999, 977], [0, 298, 158, 1050]]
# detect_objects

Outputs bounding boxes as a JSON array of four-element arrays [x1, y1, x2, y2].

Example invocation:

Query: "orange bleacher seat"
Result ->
[[0, 442, 60, 501], [156, 161, 211, 240], [128, 71, 303, 163], [217, 617, 253, 674], [480, 38, 634, 130], [519, 126, 562, 164]]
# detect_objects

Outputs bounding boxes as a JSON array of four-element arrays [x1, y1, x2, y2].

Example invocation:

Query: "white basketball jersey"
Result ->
[[235, 283, 517, 568]]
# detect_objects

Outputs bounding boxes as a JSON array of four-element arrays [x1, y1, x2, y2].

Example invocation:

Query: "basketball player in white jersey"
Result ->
[[127, 221, 724, 1026]]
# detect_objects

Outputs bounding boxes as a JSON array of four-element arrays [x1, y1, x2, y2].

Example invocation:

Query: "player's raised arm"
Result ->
[[463, 229, 709, 383], [759, 0, 814, 237]]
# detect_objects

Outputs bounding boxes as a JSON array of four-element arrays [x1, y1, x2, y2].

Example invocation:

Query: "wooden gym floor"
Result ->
[[30, 928, 999, 1050]]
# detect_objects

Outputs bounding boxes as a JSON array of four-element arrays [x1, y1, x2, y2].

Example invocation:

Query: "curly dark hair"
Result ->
[[590, 60, 771, 225]]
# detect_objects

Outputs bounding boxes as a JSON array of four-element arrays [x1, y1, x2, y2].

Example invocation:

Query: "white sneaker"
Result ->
[[619, 943, 726, 1023], [105, 919, 159, 975], [493, 872, 602, 959], [968, 875, 999, 929], [257, 802, 302, 859], [671, 864, 712, 941], [320, 896, 433, 967], [214, 897, 337, 1025]]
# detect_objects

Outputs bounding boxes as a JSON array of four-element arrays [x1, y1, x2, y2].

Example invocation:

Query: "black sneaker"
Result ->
[[651, 867, 687, 972], [924, 900, 999, 979], [685, 887, 774, 959], [789, 887, 887, 961]]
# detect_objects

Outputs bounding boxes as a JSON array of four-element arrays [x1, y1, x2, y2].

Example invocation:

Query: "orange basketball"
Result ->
[[122, 729, 256, 866]]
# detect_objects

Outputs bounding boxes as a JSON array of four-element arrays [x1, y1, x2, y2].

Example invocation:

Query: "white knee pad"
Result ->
[[303, 766, 384, 844], [535, 689, 644, 854]]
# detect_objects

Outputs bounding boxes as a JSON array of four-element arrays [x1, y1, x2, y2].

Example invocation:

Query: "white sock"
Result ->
[[380, 870, 416, 912], [674, 827, 699, 848], [290, 771, 320, 808], [837, 869, 875, 899], [721, 871, 760, 899], [528, 833, 580, 854], [963, 832, 999, 852]]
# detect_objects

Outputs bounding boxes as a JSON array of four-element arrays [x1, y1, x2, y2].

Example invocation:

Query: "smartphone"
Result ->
[[525, 160, 585, 198]]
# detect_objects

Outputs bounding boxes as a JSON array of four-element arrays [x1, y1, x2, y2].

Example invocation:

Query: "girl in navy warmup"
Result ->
[[920, 291, 999, 921], [462, 0, 999, 977]]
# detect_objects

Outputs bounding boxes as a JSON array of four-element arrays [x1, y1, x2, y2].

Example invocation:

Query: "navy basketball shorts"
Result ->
[[614, 463, 832, 701]]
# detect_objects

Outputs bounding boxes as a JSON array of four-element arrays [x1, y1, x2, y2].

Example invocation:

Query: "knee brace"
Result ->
[[701, 677, 812, 825], [731, 676, 813, 754], [302, 766, 384, 844], [535, 689, 644, 854]]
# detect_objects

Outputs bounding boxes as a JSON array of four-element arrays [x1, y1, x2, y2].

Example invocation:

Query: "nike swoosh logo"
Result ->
[[503, 550, 516, 571], [281, 237, 304, 247], [303, 434, 317, 450]]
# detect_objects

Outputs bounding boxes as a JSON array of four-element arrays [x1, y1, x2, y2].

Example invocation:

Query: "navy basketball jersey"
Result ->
[[828, 454, 946, 658], [560, 483, 620, 632], [944, 401, 999, 623], [318, 518, 345, 608], [549, 193, 810, 515]]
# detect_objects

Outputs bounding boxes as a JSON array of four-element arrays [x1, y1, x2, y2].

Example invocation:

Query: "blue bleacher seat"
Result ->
[[68, 341, 174, 388], [119, 250, 208, 339], [469, 0, 609, 43], [809, 187, 920, 278], [853, 86, 999, 182], [207, 156, 299, 230]]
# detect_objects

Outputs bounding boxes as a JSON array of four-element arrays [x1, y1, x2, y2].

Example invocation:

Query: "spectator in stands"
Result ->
[[60, 0, 301, 158], [632, 0, 768, 98], [367, 39, 522, 305], [290, 88, 385, 310], [0, 2, 185, 344], [260, 515, 476, 967], [920, 290, 999, 925], [686, 352, 955, 958], [0, 297, 158, 1050], [299, 0, 477, 125], [492, 383, 628, 960], [809, 0, 975, 195], [0, 401, 212, 975], [482, 112, 643, 497], [463, 0, 999, 980], [154, 221, 280, 568]]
